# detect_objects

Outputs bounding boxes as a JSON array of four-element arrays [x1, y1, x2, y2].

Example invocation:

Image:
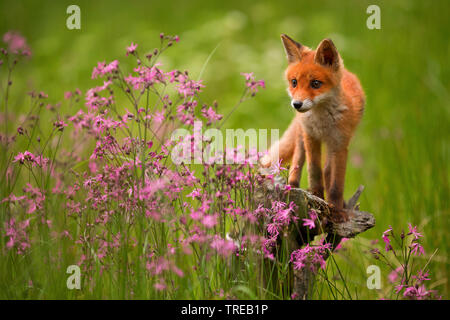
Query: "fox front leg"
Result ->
[[304, 134, 324, 199], [288, 136, 305, 187]]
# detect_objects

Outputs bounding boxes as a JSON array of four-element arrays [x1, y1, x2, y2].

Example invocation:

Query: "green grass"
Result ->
[[0, 0, 448, 299]]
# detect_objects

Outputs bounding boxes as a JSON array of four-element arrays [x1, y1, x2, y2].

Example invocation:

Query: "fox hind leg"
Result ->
[[327, 147, 349, 221], [324, 152, 331, 194]]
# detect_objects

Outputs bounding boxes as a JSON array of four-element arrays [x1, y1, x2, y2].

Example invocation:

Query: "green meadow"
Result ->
[[0, 0, 448, 299]]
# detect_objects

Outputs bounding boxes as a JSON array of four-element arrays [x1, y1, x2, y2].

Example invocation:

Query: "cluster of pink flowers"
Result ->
[[374, 224, 441, 300], [42, 36, 270, 285], [2, 183, 46, 215], [13, 151, 49, 168], [4, 218, 30, 254], [124, 64, 166, 90], [2, 31, 31, 57], [382, 223, 425, 256], [392, 268, 440, 300], [91, 60, 119, 79], [290, 238, 332, 273], [241, 72, 265, 95], [176, 73, 205, 97], [201, 104, 223, 125], [210, 236, 237, 257], [255, 198, 299, 260], [2, 182, 50, 255]]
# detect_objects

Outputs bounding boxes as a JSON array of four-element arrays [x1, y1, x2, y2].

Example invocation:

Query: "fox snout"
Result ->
[[291, 99, 313, 113], [291, 100, 302, 110]]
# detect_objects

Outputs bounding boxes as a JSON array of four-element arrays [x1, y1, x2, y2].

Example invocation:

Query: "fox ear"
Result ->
[[281, 34, 304, 64], [314, 39, 340, 70]]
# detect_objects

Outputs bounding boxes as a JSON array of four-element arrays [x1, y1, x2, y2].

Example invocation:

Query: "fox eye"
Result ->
[[310, 79, 322, 89], [291, 79, 297, 88]]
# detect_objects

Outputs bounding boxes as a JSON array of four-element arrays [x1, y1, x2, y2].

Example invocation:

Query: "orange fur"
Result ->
[[262, 35, 365, 221]]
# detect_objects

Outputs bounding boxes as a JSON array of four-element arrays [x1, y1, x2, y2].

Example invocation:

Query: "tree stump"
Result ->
[[254, 171, 375, 300]]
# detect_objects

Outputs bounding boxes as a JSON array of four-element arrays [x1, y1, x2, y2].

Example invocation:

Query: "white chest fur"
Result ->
[[299, 104, 347, 145]]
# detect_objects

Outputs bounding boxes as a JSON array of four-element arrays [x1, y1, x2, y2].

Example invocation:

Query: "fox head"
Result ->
[[281, 34, 343, 113]]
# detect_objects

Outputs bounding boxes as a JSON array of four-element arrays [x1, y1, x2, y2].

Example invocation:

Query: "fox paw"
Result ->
[[259, 155, 271, 168], [288, 179, 299, 188], [308, 188, 324, 200]]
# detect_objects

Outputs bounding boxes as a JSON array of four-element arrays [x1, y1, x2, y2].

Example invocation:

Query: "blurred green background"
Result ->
[[1, 0, 449, 298]]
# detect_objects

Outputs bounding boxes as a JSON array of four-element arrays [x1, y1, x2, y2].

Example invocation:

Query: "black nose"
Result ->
[[293, 101, 303, 110]]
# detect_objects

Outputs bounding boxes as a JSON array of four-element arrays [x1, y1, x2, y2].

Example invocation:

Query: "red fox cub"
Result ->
[[262, 34, 365, 221]]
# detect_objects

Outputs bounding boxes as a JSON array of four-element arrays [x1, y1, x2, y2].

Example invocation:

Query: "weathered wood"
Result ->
[[255, 169, 375, 300], [346, 185, 365, 210]]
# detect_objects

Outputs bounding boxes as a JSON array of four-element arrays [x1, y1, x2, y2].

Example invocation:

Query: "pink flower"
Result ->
[[146, 257, 170, 275], [388, 266, 403, 283], [291, 240, 332, 273], [407, 223, 423, 240], [410, 242, 425, 256], [91, 60, 119, 79], [272, 201, 297, 227], [153, 111, 165, 124], [241, 72, 265, 94], [6, 237, 14, 249], [210, 236, 236, 257], [302, 218, 315, 230], [201, 106, 222, 125], [269, 159, 287, 175], [3, 31, 31, 56], [121, 109, 134, 124], [171, 265, 184, 277], [53, 120, 68, 131], [201, 214, 218, 229], [412, 270, 431, 283], [382, 226, 393, 252], [176, 75, 204, 97], [2, 194, 26, 203], [241, 72, 254, 81], [4, 218, 30, 254], [186, 189, 201, 199], [64, 91, 73, 99], [104, 60, 119, 74], [394, 284, 405, 294], [154, 282, 166, 291], [13, 152, 27, 164], [84, 82, 115, 110], [126, 42, 137, 56], [302, 209, 319, 231], [13, 151, 49, 168], [189, 209, 203, 221], [61, 230, 73, 240], [308, 210, 318, 220], [91, 62, 106, 79], [334, 237, 349, 251], [404, 285, 430, 300]]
